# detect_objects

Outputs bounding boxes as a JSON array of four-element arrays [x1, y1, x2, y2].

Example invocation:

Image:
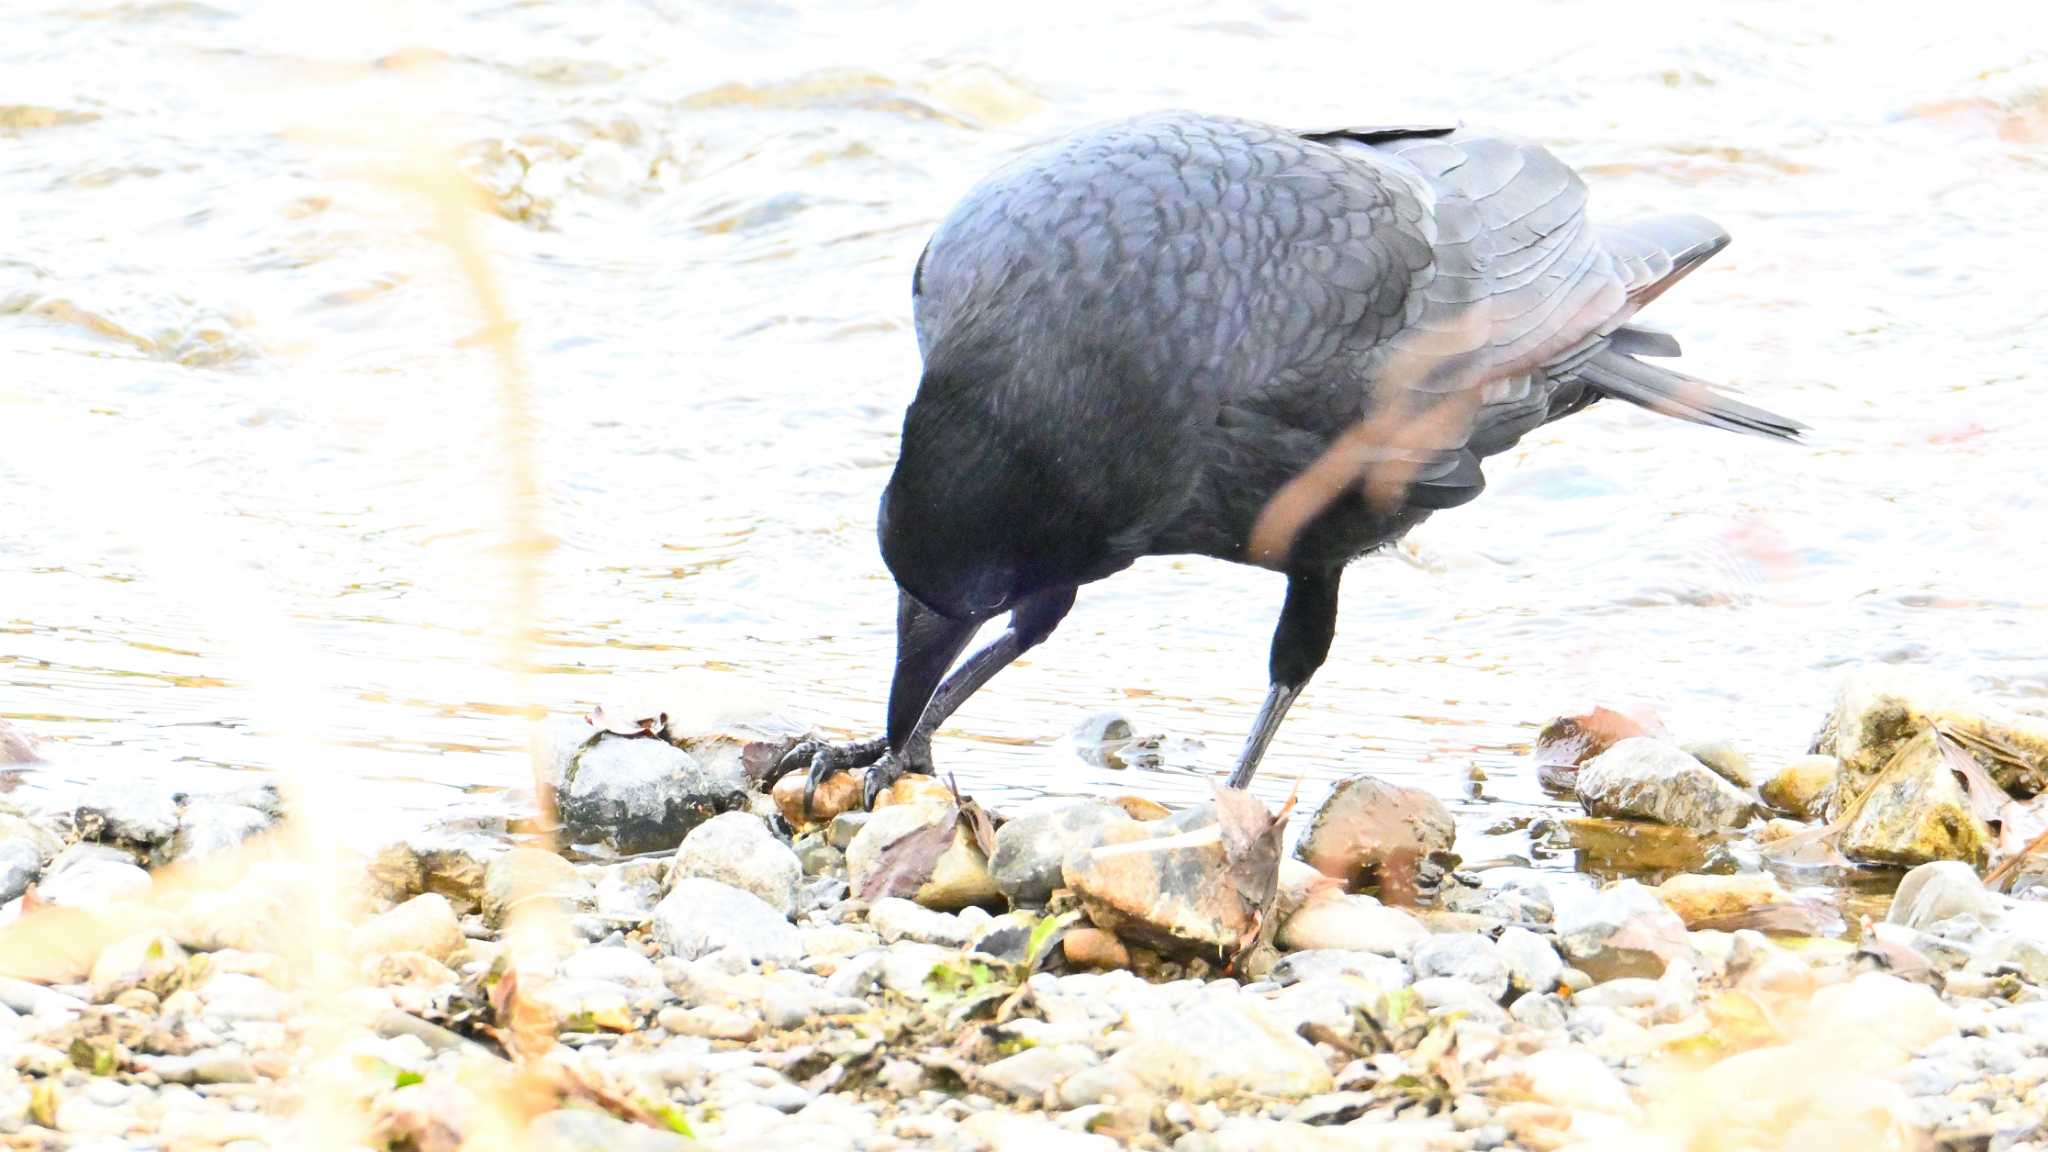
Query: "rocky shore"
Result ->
[[1, 664, 2046, 1150]]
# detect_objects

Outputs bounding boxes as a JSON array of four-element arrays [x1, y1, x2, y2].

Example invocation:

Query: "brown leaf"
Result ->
[[857, 808, 960, 901], [1210, 782, 1297, 944], [959, 799, 998, 862], [1936, 728, 2012, 824]]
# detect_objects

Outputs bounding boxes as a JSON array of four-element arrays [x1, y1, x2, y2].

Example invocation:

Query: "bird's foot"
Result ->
[[766, 736, 888, 819], [861, 746, 935, 810]]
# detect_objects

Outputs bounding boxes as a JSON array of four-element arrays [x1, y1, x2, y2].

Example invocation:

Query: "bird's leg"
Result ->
[[1227, 569, 1341, 790], [861, 585, 1076, 806]]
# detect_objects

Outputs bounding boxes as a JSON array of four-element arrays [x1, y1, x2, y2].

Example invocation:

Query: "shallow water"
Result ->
[[3, 2, 2046, 872]]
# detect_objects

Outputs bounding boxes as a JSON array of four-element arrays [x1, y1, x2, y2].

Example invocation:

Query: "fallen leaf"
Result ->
[[959, 799, 998, 861], [857, 808, 960, 901]]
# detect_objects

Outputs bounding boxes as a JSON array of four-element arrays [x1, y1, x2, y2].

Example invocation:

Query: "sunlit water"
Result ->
[[3, 2, 2045, 884]]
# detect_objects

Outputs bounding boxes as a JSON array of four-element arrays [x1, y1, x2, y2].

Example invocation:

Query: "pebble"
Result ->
[[670, 811, 801, 919], [1275, 892, 1430, 956], [652, 878, 801, 966], [1411, 932, 1512, 1001], [1104, 992, 1331, 1101], [868, 896, 971, 947], [978, 1043, 1099, 1099], [1495, 925, 1565, 994], [1577, 737, 1759, 834]]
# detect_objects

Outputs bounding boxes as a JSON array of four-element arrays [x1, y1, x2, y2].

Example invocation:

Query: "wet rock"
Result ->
[[350, 894, 464, 964], [1656, 873, 1792, 928], [1553, 880, 1693, 980], [671, 811, 800, 919], [368, 831, 506, 915], [1814, 665, 2048, 807], [168, 802, 272, 862], [652, 878, 801, 966], [35, 848, 150, 908], [869, 897, 971, 947], [1687, 740, 1760, 789], [1439, 877, 1554, 925], [1577, 738, 1758, 834], [1071, 711, 1137, 768], [1496, 926, 1565, 995], [979, 1044, 1100, 1099], [1293, 775, 1456, 896], [1063, 808, 1255, 958], [1559, 816, 1715, 874], [1411, 933, 1511, 1001], [483, 847, 593, 928], [552, 732, 745, 855], [1062, 927, 1131, 970], [1837, 729, 1991, 868], [1104, 993, 1331, 1101], [1532, 707, 1656, 793], [991, 801, 1138, 906], [75, 782, 180, 858], [1888, 861, 1996, 930], [1275, 891, 1429, 957], [770, 769, 862, 832], [1760, 755, 1840, 820]]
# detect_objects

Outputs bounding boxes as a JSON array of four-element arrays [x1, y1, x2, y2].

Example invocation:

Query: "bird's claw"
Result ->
[[860, 747, 935, 810], [766, 736, 887, 820]]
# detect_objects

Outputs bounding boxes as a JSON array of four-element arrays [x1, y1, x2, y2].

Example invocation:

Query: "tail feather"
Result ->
[[1578, 349, 1805, 441]]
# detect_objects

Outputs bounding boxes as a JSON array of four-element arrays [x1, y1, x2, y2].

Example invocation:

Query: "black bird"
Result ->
[[775, 112, 1803, 805]]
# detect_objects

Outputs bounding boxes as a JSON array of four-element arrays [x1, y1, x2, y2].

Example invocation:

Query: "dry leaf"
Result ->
[[959, 799, 998, 862], [1937, 728, 2012, 823], [858, 808, 960, 901]]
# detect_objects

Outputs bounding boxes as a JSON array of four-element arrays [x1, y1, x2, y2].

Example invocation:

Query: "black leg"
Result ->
[[864, 585, 1077, 806], [1227, 569, 1341, 790]]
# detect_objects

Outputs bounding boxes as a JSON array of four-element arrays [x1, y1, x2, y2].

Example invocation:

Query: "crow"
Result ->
[[773, 112, 1803, 807]]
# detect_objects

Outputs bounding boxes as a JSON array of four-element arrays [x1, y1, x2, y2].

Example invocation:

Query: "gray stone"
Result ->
[[1104, 993, 1331, 1101], [1412, 976, 1508, 1024], [528, 1108, 694, 1152], [1570, 977, 1660, 1010], [74, 782, 180, 854], [979, 1044, 1099, 1099], [1686, 740, 1760, 788], [1577, 738, 1758, 834], [1888, 861, 1996, 931], [1509, 992, 1569, 1030], [169, 803, 272, 862], [652, 878, 801, 967], [483, 848, 593, 928], [1441, 879, 1554, 925], [794, 835, 843, 878], [1268, 973, 1410, 1033], [869, 897, 971, 947], [1275, 893, 1429, 957], [990, 801, 1135, 906], [147, 1050, 257, 1085], [1268, 948, 1411, 989], [554, 733, 745, 855], [560, 945, 659, 988], [0, 839, 41, 905], [35, 850, 150, 908], [592, 860, 665, 920], [201, 973, 288, 1022], [1495, 926, 1565, 995], [1411, 933, 1511, 1001], [671, 811, 800, 919], [827, 812, 868, 851], [1552, 880, 1693, 980], [878, 942, 957, 997]]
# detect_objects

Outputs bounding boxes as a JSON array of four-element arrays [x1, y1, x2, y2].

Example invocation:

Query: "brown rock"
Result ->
[[1293, 775, 1455, 899], [1814, 666, 2048, 810], [1760, 755, 1841, 821], [1064, 820, 1254, 959], [1656, 873, 1791, 928], [1531, 707, 1658, 794], [1836, 729, 1992, 869], [1110, 795, 1172, 822], [873, 775, 958, 811], [771, 770, 862, 833], [1062, 927, 1130, 970], [1562, 816, 1714, 875]]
